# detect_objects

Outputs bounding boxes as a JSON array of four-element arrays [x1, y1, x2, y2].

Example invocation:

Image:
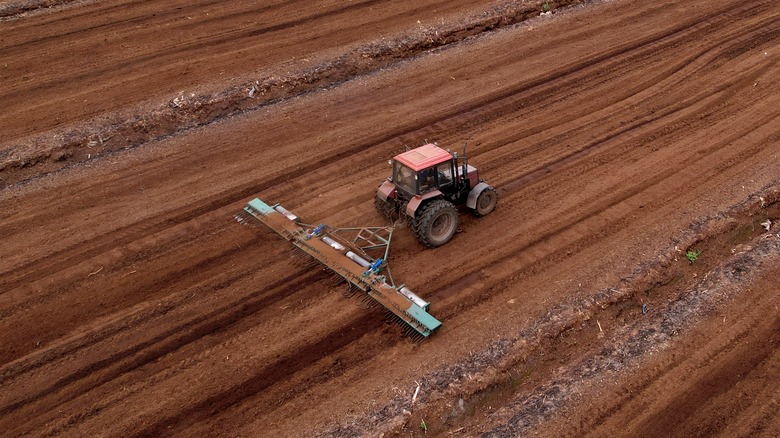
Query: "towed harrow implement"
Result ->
[[240, 198, 442, 340]]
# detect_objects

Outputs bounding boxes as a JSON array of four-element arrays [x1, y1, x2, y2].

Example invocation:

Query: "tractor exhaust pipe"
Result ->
[[462, 142, 468, 182]]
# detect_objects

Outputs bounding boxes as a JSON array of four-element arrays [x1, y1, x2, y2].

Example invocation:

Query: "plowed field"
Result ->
[[1, 0, 778, 436]]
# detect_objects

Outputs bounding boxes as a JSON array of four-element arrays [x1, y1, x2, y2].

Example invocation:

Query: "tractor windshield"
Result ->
[[393, 161, 417, 194]]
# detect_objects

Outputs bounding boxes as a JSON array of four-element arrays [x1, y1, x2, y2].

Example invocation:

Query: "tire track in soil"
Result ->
[[1, 0, 767, 294], [3, 0, 463, 54], [303, 8, 779, 226], [494, 55, 778, 196], [528, 241, 780, 438], [471, 16, 780, 179], [393, 43, 780, 309], [4, 2, 779, 434], [434, 99, 780, 310], [0, 0, 496, 168], [0, 222, 262, 319], [56, 76, 780, 438], [0, 231, 274, 371], [2, 0, 282, 40], [0, 267, 324, 419], [0, 0, 388, 102], [127, 311, 386, 438], [0, 0, 748, 187], [3, 214, 396, 426], [276, 78, 780, 434], [0, 0, 87, 18], [478, 238, 780, 438], [4, 0, 772, 346], [352, 193, 780, 437], [9, 307, 389, 437], [4, 254, 402, 436], [4, 7, 776, 417], [4, 0, 206, 33], [634, 317, 779, 437]]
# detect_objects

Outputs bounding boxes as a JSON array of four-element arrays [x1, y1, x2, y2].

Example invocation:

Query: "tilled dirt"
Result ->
[[1, 0, 779, 436]]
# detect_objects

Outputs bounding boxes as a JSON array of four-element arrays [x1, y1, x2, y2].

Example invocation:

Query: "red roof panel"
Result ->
[[394, 144, 452, 171]]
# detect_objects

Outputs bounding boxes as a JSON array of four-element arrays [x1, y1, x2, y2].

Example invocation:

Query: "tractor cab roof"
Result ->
[[394, 143, 453, 172]]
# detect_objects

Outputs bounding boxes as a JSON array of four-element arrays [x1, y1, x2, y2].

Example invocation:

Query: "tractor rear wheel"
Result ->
[[472, 187, 498, 217], [374, 196, 397, 222], [412, 200, 459, 248]]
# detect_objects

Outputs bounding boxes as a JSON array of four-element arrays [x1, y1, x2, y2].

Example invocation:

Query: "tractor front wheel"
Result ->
[[472, 187, 498, 217], [412, 200, 459, 248]]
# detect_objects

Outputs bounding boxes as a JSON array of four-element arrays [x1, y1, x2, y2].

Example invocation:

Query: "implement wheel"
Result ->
[[472, 187, 497, 217], [412, 200, 459, 248]]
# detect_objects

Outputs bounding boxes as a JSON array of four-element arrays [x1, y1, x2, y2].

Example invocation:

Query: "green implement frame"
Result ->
[[241, 198, 442, 340]]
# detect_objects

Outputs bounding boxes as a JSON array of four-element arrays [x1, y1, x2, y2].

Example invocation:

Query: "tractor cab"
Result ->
[[392, 144, 458, 196]]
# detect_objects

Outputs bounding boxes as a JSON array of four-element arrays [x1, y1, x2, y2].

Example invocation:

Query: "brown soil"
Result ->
[[1, 0, 779, 436]]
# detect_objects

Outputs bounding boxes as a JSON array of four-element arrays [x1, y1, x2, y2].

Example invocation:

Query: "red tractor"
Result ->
[[375, 143, 497, 247]]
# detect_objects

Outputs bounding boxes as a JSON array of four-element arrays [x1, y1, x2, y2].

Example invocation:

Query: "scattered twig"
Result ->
[[412, 381, 421, 404], [121, 270, 137, 278], [87, 266, 103, 277]]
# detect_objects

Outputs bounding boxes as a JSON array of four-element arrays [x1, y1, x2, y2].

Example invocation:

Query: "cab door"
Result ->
[[435, 161, 455, 197]]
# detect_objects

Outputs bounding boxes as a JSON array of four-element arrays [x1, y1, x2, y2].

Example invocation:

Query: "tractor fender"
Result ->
[[406, 190, 443, 217], [466, 182, 492, 209], [376, 179, 396, 201]]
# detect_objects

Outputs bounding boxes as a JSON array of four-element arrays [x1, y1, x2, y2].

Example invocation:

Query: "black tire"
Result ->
[[374, 196, 396, 221], [472, 187, 497, 217], [411, 199, 459, 248]]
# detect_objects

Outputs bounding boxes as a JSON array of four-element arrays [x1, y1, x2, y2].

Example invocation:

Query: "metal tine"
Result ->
[[287, 254, 306, 263], [288, 247, 307, 259], [288, 247, 315, 264], [343, 284, 358, 297], [362, 297, 379, 309], [288, 251, 310, 264], [234, 211, 252, 224]]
